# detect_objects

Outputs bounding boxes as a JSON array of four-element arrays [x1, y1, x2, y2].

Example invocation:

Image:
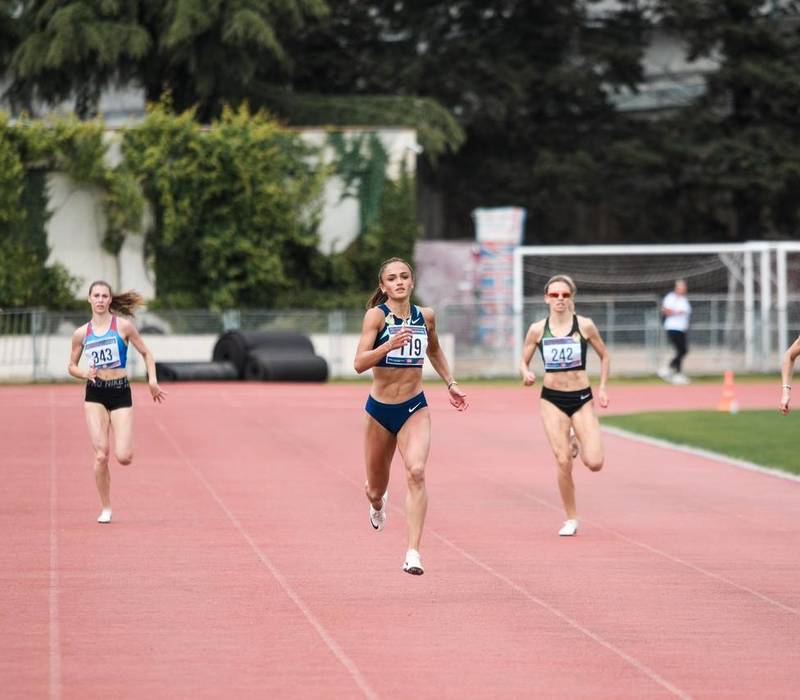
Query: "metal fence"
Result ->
[[2, 295, 797, 381]]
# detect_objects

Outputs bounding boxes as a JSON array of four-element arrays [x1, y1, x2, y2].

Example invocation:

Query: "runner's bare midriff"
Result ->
[[370, 366, 423, 403], [543, 368, 591, 392], [95, 368, 128, 381]]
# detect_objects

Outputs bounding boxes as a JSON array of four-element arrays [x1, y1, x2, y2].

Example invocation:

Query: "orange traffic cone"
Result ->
[[717, 370, 739, 414]]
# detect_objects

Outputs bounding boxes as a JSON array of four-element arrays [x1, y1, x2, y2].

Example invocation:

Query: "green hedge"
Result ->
[[0, 104, 418, 311]]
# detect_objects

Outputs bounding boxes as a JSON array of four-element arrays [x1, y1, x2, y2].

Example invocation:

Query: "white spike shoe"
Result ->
[[558, 519, 579, 536], [369, 492, 388, 531]]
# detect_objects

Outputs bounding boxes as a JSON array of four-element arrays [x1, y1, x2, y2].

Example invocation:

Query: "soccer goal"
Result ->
[[512, 241, 800, 375]]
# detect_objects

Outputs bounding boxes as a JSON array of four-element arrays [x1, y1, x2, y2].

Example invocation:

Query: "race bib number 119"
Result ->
[[386, 325, 428, 367]]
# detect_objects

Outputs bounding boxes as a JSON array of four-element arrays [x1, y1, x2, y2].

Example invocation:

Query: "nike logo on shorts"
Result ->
[[580, 394, 591, 400], [408, 402, 423, 413]]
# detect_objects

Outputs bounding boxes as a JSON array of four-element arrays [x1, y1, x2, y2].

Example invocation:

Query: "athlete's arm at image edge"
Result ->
[[781, 336, 800, 387]]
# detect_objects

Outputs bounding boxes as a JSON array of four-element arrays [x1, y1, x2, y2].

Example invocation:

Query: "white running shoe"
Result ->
[[97, 508, 112, 524], [671, 373, 689, 385], [569, 427, 580, 459], [403, 549, 424, 575], [558, 519, 579, 536], [657, 366, 674, 382], [369, 492, 388, 531]]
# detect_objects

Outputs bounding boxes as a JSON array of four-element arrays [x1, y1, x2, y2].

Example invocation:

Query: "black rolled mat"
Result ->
[[212, 331, 316, 378], [155, 361, 239, 382], [243, 350, 328, 382]]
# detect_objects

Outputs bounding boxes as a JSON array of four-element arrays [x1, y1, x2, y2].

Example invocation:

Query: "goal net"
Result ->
[[513, 243, 800, 376]]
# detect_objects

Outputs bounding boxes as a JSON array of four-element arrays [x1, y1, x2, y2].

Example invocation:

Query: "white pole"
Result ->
[[760, 247, 771, 371], [744, 250, 754, 370], [515, 242, 751, 257], [512, 247, 524, 375], [777, 244, 788, 355]]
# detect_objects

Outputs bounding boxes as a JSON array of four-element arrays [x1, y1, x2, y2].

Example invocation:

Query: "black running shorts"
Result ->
[[85, 377, 132, 411]]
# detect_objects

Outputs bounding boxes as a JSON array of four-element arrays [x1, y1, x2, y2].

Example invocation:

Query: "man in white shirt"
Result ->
[[658, 279, 691, 384]]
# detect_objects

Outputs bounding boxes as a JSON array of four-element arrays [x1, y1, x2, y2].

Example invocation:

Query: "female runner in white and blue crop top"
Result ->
[[519, 274, 610, 537], [68, 281, 167, 524], [354, 257, 468, 575]]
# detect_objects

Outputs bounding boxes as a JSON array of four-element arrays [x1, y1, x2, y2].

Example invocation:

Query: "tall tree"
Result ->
[[656, 0, 800, 240], [285, 1, 649, 241], [0, 1, 18, 65], [9, 0, 327, 119], [11, 1, 150, 117]]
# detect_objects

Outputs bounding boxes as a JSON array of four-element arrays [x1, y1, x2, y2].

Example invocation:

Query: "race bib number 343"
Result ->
[[84, 336, 122, 369], [386, 325, 428, 367]]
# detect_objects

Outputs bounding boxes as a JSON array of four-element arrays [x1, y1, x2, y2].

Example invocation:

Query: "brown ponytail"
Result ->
[[365, 257, 415, 309], [366, 287, 389, 309], [88, 280, 145, 316]]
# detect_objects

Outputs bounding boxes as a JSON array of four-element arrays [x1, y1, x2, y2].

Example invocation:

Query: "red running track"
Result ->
[[1, 381, 798, 699]]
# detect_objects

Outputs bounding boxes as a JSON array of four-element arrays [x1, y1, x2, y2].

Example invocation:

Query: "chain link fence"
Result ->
[[2, 296, 796, 381]]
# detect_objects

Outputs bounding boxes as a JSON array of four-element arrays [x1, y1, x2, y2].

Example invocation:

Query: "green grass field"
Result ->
[[602, 410, 800, 476]]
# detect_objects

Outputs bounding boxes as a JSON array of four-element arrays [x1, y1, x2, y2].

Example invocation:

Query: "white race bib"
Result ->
[[84, 336, 122, 369], [542, 335, 582, 371], [386, 324, 428, 367]]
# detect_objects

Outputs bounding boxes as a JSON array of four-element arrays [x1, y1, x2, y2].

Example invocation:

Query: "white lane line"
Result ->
[[155, 422, 379, 700], [432, 530, 691, 700], [262, 429, 690, 699], [602, 527, 799, 615], [602, 425, 800, 483], [596, 425, 800, 615], [484, 472, 800, 617], [49, 391, 61, 700]]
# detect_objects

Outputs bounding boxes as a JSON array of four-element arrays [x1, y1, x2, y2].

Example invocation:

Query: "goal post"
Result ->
[[512, 241, 800, 376]]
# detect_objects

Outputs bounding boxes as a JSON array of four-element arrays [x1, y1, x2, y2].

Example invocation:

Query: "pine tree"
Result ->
[[284, 1, 649, 240], [656, 0, 800, 240], [9, 0, 327, 119]]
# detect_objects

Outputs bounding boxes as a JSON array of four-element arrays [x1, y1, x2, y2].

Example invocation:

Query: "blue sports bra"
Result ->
[[83, 316, 128, 370], [373, 303, 429, 368]]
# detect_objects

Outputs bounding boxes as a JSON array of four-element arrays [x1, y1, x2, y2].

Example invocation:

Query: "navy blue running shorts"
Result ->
[[365, 391, 427, 434]]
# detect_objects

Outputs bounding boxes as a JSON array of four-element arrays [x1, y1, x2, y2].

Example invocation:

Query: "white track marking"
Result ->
[[602, 425, 800, 483], [49, 391, 61, 700], [432, 530, 691, 699], [261, 427, 690, 699], [156, 422, 379, 700]]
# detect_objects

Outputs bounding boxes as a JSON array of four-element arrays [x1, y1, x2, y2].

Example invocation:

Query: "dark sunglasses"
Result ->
[[547, 292, 572, 299]]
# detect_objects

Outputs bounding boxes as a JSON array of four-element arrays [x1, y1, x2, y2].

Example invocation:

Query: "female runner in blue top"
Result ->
[[68, 281, 167, 524], [354, 257, 468, 575], [519, 274, 610, 537]]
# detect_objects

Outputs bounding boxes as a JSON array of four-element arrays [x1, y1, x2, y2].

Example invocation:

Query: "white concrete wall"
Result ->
[[43, 127, 418, 298], [298, 127, 419, 254], [45, 173, 154, 299]]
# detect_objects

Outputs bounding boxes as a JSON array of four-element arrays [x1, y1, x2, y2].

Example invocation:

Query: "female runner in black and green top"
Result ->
[[519, 275, 610, 536]]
